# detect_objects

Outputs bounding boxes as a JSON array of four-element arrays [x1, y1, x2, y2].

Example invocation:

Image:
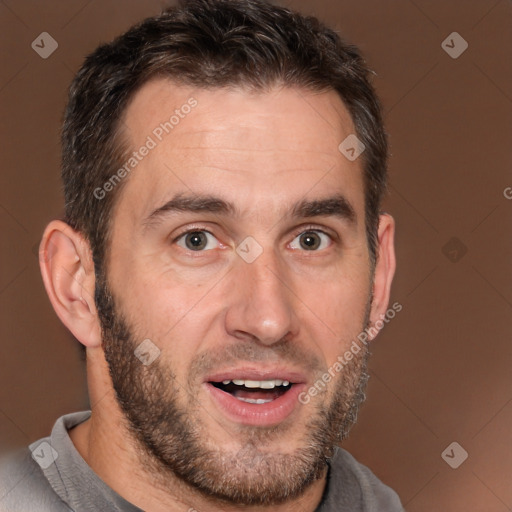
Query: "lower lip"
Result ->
[[205, 382, 306, 426]]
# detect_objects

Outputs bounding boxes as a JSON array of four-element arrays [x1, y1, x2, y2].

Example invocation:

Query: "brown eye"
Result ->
[[300, 232, 321, 250], [290, 230, 331, 251], [176, 230, 218, 251], [185, 231, 207, 250]]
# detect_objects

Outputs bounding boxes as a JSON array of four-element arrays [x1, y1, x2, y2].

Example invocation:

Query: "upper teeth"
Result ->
[[221, 379, 290, 388]]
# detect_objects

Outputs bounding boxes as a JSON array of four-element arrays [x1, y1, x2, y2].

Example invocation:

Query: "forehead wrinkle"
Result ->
[[173, 165, 338, 175], [175, 146, 336, 154]]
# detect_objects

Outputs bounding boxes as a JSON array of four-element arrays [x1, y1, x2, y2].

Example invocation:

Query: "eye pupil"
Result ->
[[186, 231, 207, 250], [300, 232, 320, 250]]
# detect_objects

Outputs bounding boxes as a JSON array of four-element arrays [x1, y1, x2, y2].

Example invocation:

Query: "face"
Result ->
[[99, 81, 375, 505]]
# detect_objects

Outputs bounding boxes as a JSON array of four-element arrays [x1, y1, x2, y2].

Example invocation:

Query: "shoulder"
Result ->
[[325, 447, 404, 512], [0, 447, 71, 512]]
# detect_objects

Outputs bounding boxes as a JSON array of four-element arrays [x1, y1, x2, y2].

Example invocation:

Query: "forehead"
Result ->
[[115, 79, 364, 224], [123, 79, 355, 154]]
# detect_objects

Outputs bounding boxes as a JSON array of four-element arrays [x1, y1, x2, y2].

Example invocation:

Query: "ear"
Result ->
[[368, 213, 396, 339], [39, 220, 102, 348]]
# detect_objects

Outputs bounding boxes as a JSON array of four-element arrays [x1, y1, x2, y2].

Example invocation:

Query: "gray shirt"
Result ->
[[0, 411, 403, 511]]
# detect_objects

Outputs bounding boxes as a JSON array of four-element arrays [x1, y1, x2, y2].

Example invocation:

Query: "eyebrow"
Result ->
[[142, 192, 356, 231], [143, 194, 235, 231], [291, 195, 356, 224]]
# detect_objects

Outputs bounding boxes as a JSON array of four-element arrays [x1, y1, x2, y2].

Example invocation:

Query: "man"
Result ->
[[0, 0, 402, 510]]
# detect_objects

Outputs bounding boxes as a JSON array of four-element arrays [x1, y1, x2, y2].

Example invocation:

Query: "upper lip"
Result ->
[[205, 367, 307, 384]]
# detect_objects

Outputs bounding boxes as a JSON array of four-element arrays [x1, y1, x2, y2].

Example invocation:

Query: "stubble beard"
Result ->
[[96, 272, 371, 507]]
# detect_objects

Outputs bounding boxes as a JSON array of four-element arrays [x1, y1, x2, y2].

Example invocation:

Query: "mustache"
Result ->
[[187, 340, 325, 381]]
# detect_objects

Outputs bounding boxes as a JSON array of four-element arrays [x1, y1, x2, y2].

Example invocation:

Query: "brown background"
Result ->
[[1, 0, 511, 510]]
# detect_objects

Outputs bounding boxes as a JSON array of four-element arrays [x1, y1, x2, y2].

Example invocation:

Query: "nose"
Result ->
[[224, 250, 299, 346]]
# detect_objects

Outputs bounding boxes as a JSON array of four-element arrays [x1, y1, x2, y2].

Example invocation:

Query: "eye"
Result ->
[[176, 230, 220, 251], [289, 230, 332, 251]]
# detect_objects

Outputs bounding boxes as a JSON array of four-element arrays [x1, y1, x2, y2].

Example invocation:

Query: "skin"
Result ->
[[39, 81, 395, 512]]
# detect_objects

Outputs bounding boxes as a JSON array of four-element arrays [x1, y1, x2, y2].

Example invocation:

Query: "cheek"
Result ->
[[300, 269, 370, 359], [119, 271, 221, 355]]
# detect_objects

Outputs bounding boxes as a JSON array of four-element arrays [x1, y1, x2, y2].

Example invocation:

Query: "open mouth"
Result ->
[[204, 369, 306, 427], [205, 370, 306, 425], [210, 379, 293, 404]]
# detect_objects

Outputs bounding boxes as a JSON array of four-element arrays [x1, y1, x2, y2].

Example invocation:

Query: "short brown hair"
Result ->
[[62, 0, 387, 282]]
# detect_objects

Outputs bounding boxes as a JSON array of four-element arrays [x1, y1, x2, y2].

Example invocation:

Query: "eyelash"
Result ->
[[291, 224, 334, 240], [173, 224, 336, 252], [172, 225, 216, 243]]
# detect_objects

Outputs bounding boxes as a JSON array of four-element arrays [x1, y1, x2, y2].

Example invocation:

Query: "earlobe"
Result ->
[[39, 220, 102, 348], [368, 213, 396, 339]]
